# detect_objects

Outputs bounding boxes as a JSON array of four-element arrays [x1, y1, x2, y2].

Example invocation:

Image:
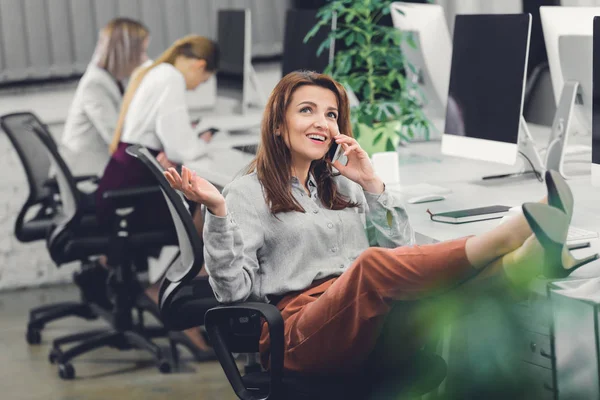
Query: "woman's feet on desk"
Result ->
[[545, 169, 573, 221], [521, 203, 599, 279], [501, 189, 598, 285]]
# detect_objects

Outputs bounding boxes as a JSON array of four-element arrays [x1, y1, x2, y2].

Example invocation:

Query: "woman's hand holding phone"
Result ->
[[330, 127, 384, 194]]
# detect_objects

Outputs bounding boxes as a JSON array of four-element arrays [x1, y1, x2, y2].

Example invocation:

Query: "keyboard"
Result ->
[[232, 144, 258, 155], [387, 183, 453, 197], [567, 226, 599, 245]]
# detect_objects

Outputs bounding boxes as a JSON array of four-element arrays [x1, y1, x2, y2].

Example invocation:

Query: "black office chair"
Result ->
[[0, 112, 99, 345], [15, 121, 207, 379], [126, 146, 447, 399], [126, 145, 220, 365]]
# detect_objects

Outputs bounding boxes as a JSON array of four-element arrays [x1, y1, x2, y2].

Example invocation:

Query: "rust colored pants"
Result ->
[[259, 237, 491, 374]]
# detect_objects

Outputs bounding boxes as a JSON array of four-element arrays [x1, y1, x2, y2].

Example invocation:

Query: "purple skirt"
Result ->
[[96, 142, 175, 232]]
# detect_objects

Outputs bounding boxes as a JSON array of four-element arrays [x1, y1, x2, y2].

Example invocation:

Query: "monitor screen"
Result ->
[[390, 3, 451, 124], [593, 17, 600, 180], [559, 35, 593, 136], [445, 14, 530, 144], [282, 9, 331, 76], [217, 10, 247, 76]]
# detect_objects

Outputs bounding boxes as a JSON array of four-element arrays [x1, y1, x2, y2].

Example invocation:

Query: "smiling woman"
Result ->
[[162, 71, 570, 379]]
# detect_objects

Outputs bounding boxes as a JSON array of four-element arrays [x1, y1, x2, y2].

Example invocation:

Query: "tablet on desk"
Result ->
[[428, 205, 511, 224]]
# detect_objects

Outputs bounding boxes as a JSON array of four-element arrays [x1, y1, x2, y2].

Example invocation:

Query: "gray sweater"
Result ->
[[203, 172, 415, 303]]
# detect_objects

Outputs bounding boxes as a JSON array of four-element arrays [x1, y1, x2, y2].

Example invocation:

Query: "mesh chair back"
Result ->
[[0, 112, 57, 204], [23, 116, 80, 224], [126, 145, 204, 309]]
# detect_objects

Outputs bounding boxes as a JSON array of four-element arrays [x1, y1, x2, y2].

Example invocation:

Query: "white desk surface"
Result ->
[[187, 125, 600, 282]]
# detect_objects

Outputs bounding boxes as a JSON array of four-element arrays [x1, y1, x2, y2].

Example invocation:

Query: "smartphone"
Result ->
[[327, 142, 346, 165]]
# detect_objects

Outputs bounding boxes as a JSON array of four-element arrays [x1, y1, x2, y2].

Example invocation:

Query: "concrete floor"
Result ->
[[0, 60, 284, 400], [0, 284, 237, 400]]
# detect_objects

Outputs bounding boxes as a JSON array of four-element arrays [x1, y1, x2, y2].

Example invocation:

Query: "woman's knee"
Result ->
[[356, 247, 388, 268]]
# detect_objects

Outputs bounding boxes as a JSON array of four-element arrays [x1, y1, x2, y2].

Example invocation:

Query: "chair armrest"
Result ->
[[74, 174, 100, 184], [205, 302, 284, 400], [44, 175, 100, 191], [102, 185, 161, 200]]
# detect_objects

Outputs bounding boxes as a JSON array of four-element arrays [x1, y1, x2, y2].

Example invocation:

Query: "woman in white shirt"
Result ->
[[61, 18, 150, 176], [95, 35, 219, 355], [97, 35, 218, 231]]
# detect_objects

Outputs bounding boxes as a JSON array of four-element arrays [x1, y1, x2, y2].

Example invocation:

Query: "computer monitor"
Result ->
[[540, 6, 600, 136], [282, 9, 333, 76], [390, 2, 451, 131], [545, 34, 593, 178], [217, 9, 265, 114], [559, 36, 592, 135], [441, 14, 532, 165], [593, 17, 600, 186]]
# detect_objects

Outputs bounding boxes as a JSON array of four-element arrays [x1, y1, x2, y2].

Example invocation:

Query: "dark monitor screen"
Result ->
[[282, 9, 331, 76], [217, 10, 247, 76], [594, 17, 600, 165], [444, 14, 531, 144]]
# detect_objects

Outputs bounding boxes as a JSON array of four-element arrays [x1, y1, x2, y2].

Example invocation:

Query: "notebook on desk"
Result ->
[[428, 205, 511, 224]]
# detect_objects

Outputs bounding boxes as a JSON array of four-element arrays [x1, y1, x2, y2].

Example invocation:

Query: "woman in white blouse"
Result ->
[[95, 35, 219, 355], [61, 18, 150, 176]]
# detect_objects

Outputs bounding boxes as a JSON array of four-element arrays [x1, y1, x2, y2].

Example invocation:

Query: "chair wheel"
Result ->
[[26, 328, 41, 344], [58, 363, 75, 380], [157, 360, 171, 374], [48, 349, 61, 364]]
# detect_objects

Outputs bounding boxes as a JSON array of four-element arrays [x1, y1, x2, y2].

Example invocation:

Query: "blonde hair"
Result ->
[[109, 35, 219, 154], [92, 18, 149, 80]]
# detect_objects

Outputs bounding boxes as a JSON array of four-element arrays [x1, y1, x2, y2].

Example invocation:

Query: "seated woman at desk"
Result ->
[[165, 71, 599, 375], [94, 35, 219, 354], [61, 18, 150, 176]]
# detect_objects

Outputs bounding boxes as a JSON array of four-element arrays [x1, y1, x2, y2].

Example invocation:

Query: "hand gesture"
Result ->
[[331, 129, 384, 194], [164, 166, 227, 216]]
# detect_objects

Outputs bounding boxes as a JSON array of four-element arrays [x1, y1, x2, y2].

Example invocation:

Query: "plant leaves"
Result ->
[[385, 137, 395, 151], [373, 130, 384, 145]]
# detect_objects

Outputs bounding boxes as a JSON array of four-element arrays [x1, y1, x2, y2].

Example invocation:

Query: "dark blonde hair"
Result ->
[[249, 70, 358, 215], [109, 35, 219, 153], [93, 18, 149, 80]]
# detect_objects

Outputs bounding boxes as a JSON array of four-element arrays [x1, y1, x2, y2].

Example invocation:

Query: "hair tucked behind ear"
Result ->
[[247, 70, 359, 214], [109, 35, 219, 154]]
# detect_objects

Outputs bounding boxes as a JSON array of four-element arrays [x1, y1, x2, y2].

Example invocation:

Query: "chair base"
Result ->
[[47, 298, 213, 379], [26, 301, 97, 344], [51, 326, 172, 380]]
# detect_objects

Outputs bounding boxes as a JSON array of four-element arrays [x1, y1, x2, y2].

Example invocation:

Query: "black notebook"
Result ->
[[428, 205, 511, 224]]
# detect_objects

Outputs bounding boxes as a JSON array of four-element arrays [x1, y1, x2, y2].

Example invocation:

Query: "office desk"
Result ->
[[188, 133, 598, 399], [190, 137, 600, 259]]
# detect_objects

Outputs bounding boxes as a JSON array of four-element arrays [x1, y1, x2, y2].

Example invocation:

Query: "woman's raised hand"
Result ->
[[164, 166, 227, 216], [331, 129, 384, 194]]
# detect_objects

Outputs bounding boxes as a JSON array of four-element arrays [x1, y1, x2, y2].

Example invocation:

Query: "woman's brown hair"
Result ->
[[248, 70, 359, 215], [93, 18, 149, 81], [109, 35, 219, 153]]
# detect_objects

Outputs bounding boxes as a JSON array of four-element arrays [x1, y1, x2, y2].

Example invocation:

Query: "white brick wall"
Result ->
[[0, 126, 78, 291]]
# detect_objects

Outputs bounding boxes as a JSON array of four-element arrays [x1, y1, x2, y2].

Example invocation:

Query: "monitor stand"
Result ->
[[239, 65, 267, 114], [482, 115, 545, 181], [545, 81, 588, 179]]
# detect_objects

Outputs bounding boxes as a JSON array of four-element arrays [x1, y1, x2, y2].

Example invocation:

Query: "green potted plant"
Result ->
[[305, 0, 431, 155]]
